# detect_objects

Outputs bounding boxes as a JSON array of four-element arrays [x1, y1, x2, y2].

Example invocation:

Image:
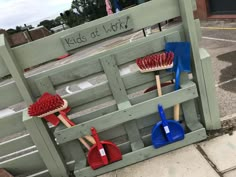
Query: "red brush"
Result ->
[[28, 93, 95, 149], [136, 52, 174, 97]]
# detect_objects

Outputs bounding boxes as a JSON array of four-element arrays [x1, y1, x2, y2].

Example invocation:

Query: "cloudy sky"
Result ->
[[0, 0, 72, 29]]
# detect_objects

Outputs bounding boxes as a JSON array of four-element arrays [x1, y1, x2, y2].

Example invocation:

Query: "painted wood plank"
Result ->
[[55, 82, 198, 144], [0, 134, 34, 157], [200, 48, 221, 129], [26, 170, 51, 177], [0, 19, 200, 79], [123, 71, 174, 90], [0, 35, 34, 105], [23, 111, 69, 177], [100, 55, 144, 151], [34, 59, 103, 88], [64, 83, 112, 109], [35, 77, 56, 95], [0, 55, 9, 78], [65, 141, 86, 171], [0, 112, 26, 139], [115, 31, 181, 66], [182, 100, 203, 131], [74, 128, 207, 177], [70, 96, 114, 115], [62, 15, 133, 51], [0, 81, 23, 109], [100, 56, 129, 105], [178, 0, 220, 130], [130, 84, 175, 105], [0, 150, 46, 176], [6, 0, 189, 72]]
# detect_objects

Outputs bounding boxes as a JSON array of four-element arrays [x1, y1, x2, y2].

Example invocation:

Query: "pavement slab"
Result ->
[[224, 169, 236, 177], [200, 133, 236, 172], [99, 145, 220, 177]]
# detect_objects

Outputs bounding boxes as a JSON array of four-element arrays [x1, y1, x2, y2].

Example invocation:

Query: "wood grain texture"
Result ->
[[61, 15, 133, 51], [55, 82, 198, 144], [179, 0, 220, 130], [200, 48, 221, 129], [23, 111, 69, 177], [0, 134, 34, 157], [0, 81, 23, 109], [100, 55, 144, 151], [0, 151, 46, 176], [7, 0, 188, 70], [0, 112, 26, 139]]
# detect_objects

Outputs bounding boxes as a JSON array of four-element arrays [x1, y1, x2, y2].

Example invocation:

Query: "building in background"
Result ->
[[197, 0, 236, 19], [0, 26, 51, 47]]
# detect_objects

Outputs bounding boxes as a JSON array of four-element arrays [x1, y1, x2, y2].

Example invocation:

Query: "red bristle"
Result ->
[[144, 56, 149, 69], [169, 52, 174, 65], [163, 53, 166, 66], [151, 54, 156, 69], [137, 58, 143, 70], [154, 54, 159, 68], [148, 56, 152, 69], [28, 93, 64, 117], [165, 52, 170, 65], [156, 54, 161, 68]]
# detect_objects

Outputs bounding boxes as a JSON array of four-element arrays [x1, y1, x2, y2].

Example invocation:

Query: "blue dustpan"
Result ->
[[152, 104, 185, 149], [165, 42, 191, 90]]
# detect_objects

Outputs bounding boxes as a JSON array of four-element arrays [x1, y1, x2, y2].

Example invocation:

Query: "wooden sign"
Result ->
[[61, 15, 133, 51]]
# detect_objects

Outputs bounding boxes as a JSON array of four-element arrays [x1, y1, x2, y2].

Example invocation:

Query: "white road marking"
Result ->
[[65, 86, 74, 94], [202, 36, 236, 43], [215, 78, 236, 87], [129, 31, 142, 42]]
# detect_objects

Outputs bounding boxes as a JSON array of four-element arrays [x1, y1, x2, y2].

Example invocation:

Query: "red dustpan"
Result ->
[[88, 127, 122, 170]]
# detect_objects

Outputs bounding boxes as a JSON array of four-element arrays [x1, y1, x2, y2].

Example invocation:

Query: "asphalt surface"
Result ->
[[200, 20, 236, 118]]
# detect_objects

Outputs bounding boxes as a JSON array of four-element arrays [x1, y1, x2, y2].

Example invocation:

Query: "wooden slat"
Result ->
[[0, 112, 26, 139], [0, 151, 46, 176], [26, 170, 51, 177], [55, 81, 198, 144], [0, 81, 23, 109], [200, 48, 221, 129], [0, 35, 34, 105], [130, 84, 175, 105], [0, 55, 9, 78], [23, 112, 69, 177], [100, 55, 144, 151], [64, 82, 112, 108], [179, 0, 220, 130], [5, 0, 188, 71], [74, 128, 207, 177], [0, 134, 34, 157], [115, 31, 182, 66]]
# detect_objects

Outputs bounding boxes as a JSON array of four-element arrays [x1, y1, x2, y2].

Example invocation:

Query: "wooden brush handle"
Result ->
[[174, 104, 180, 121], [155, 75, 162, 96], [59, 112, 96, 145], [57, 115, 91, 150]]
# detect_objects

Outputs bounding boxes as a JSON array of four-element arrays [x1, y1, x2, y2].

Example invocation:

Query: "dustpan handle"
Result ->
[[175, 64, 180, 90], [158, 105, 173, 142], [91, 127, 109, 165]]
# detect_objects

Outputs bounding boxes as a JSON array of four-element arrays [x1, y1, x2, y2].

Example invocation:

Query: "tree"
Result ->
[[71, 0, 106, 22], [38, 20, 61, 30], [60, 10, 85, 28]]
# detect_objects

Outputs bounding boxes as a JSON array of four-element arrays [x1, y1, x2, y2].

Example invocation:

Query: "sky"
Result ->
[[0, 0, 72, 29]]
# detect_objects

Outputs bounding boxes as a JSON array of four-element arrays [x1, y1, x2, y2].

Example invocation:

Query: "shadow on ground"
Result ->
[[217, 50, 236, 93]]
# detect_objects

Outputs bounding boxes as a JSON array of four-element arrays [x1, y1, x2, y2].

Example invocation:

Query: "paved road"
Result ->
[[200, 20, 236, 119]]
